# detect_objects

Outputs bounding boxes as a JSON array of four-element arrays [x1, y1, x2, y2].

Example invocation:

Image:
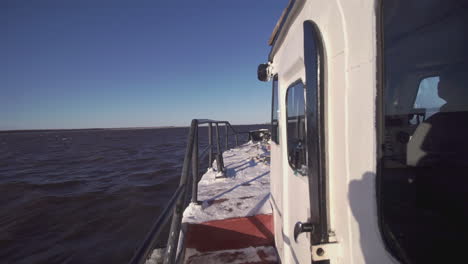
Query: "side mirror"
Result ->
[[257, 63, 271, 82]]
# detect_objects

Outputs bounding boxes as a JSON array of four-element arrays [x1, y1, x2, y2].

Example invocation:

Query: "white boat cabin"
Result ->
[[258, 0, 467, 263]]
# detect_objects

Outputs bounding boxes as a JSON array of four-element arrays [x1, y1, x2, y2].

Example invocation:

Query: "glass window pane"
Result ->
[[414, 77, 444, 109], [286, 82, 307, 174], [381, 1, 468, 262], [271, 76, 279, 144], [409, 76, 445, 124]]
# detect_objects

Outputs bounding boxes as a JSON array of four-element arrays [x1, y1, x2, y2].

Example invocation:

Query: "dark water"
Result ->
[[0, 125, 266, 264]]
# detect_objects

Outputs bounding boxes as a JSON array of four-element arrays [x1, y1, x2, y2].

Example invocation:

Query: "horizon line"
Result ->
[[0, 122, 269, 133]]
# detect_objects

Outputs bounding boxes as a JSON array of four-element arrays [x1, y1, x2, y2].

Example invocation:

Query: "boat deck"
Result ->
[[149, 141, 277, 264], [183, 141, 276, 263]]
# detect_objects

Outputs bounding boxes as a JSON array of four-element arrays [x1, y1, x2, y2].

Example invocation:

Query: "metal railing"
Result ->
[[129, 119, 250, 264]]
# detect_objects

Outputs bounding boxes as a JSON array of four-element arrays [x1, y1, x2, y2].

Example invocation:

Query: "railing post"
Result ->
[[215, 122, 221, 154], [215, 122, 225, 177], [164, 119, 197, 264], [225, 123, 228, 150], [133, 119, 252, 264], [208, 122, 213, 168], [191, 126, 200, 204], [227, 123, 238, 147]]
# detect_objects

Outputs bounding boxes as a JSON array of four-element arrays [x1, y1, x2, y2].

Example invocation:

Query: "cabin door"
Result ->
[[283, 21, 327, 263]]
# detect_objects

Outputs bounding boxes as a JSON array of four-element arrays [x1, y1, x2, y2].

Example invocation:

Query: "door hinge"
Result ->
[[311, 242, 340, 262]]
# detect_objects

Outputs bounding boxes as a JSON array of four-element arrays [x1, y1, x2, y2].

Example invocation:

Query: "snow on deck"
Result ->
[[146, 142, 274, 264], [182, 141, 271, 224], [184, 246, 277, 264]]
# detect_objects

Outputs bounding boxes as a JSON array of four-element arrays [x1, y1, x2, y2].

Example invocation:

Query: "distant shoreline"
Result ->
[[0, 126, 179, 134], [0, 123, 269, 134]]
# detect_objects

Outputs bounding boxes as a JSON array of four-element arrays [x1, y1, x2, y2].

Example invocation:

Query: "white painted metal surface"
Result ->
[[266, 0, 398, 263], [269, 139, 284, 260], [311, 243, 340, 262]]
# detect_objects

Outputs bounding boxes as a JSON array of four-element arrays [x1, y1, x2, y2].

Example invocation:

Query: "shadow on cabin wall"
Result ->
[[348, 172, 388, 264], [349, 169, 468, 264]]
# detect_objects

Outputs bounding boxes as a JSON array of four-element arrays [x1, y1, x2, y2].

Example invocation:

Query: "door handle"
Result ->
[[294, 221, 315, 242]]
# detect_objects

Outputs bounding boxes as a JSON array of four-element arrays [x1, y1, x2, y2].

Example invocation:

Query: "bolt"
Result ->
[[316, 247, 325, 256]]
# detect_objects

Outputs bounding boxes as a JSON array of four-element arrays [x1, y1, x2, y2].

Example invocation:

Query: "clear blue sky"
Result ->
[[1, 0, 285, 130]]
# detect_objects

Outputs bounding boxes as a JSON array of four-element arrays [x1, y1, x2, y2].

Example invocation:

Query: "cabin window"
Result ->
[[380, 1, 468, 263], [414, 76, 444, 110], [286, 81, 307, 175], [271, 75, 280, 144], [409, 76, 445, 125]]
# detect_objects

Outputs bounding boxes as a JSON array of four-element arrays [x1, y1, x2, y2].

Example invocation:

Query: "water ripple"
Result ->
[[0, 125, 265, 263]]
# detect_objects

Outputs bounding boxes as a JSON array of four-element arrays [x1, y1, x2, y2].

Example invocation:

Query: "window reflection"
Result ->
[[286, 82, 307, 175], [381, 1, 468, 263], [271, 76, 280, 144]]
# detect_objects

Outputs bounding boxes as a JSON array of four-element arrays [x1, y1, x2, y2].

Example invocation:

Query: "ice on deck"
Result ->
[[182, 141, 272, 224], [147, 141, 275, 264], [184, 246, 277, 264]]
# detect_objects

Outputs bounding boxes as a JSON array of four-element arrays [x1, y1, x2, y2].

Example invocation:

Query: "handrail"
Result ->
[[129, 119, 251, 264], [128, 184, 186, 264]]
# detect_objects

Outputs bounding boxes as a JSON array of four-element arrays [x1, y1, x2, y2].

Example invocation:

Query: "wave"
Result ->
[[0, 125, 267, 263]]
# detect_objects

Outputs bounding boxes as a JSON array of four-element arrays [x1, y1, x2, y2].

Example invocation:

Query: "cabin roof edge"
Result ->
[[268, 0, 306, 62]]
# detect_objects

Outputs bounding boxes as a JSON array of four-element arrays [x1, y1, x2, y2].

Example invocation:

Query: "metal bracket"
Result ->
[[311, 243, 340, 262]]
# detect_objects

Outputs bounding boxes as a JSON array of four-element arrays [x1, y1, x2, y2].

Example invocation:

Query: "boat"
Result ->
[[131, 0, 468, 263]]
